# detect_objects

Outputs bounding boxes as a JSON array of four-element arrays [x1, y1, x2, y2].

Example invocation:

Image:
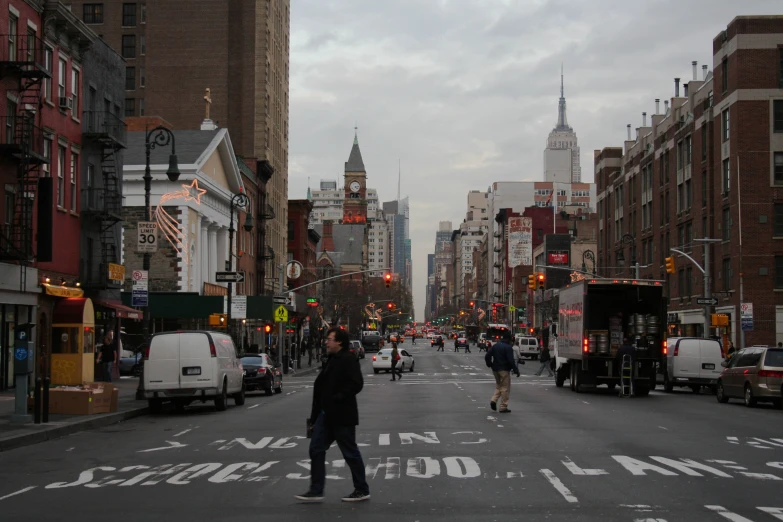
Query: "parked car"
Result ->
[[119, 350, 142, 376], [663, 337, 724, 393], [372, 348, 415, 373], [717, 346, 783, 407], [240, 353, 282, 395], [143, 331, 245, 412], [349, 340, 365, 359]]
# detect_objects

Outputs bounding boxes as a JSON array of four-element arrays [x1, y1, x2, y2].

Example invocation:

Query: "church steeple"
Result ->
[[555, 64, 572, 131], [345, 126, 366, 173]]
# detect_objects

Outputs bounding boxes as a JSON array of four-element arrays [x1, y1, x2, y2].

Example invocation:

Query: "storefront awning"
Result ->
[[94, 299, 143, 321], [43, 284, 84, 298]]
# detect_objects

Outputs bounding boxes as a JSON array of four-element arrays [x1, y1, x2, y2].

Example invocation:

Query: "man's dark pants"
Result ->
[[308, 413, 369, 495]]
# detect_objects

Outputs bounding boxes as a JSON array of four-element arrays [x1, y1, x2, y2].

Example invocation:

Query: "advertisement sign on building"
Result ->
[[508, 217, 533, 267]]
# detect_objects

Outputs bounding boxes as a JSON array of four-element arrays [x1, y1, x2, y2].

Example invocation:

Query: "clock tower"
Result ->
[[343, 129, 367, 224]]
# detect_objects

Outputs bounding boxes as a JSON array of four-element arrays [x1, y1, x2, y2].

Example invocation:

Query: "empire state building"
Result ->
[[544, 67, 581, 183]]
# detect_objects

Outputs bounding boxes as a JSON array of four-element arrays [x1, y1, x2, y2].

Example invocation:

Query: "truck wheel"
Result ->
[[555, 368, 565, 388], [569, 365, 576, 391], [573, 366, 582, 393], [663, 374, 674, 393]]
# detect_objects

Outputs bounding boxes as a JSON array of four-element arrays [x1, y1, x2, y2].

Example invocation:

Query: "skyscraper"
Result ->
[[544, 66, 581, 183]]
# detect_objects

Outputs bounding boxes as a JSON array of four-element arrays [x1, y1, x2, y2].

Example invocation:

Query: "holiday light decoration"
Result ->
[[154, 179, 208, 265]]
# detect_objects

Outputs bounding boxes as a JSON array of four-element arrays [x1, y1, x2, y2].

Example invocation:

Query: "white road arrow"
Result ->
[[137, 441, 188, 453]]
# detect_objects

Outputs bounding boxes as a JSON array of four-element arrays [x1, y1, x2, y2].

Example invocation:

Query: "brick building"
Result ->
[[287, 199, 319, 298], [596, 15, 783, 347], [68, 0, 289, 295]]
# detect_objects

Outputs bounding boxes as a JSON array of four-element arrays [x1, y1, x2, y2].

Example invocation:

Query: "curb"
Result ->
[[290, 366, 320, 378], [0, 406, 149, 453]]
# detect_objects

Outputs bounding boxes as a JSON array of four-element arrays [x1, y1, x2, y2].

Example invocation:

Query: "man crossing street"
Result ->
[[485, 330, 519, 413]]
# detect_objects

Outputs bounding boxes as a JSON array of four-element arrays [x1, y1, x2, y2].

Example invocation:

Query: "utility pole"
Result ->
[[672, 237, 720, 339], [278, 265, 285, 370]]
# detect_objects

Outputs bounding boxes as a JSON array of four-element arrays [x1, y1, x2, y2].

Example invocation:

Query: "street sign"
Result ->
[[137, 222, 158, 253], [508, 305, 516, 312], [231, 295, 247, 319], [215, 271, 245, 283], [286, 261, 303, 280], [696, 297, 718, 306], [274, 305, 289, 323], [273, 296, 291, 306], [741, 302, 754, 331], [132, 270, 148, 307]]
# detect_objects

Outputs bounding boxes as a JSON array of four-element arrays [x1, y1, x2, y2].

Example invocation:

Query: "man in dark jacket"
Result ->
[[296, 326, 370, 503], [485, 331, 520, 413]]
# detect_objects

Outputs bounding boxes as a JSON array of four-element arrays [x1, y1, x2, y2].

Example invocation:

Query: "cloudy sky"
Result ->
[[288, 0, 782, 321]]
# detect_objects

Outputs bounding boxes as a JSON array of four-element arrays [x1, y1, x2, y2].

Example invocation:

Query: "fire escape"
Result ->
[[81, 110, 126, 288], [256, 159, 274, 294], [0, 32, 50, 290]]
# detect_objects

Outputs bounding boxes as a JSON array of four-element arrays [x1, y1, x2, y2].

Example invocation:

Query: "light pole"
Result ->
[[581, 249, 596, 276], [616, 234, 639, 279], [226, 191, 253, 343], [138, 126, 180, 400]]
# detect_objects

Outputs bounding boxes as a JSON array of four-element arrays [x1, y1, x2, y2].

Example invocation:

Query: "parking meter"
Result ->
[[14, 323, 34, 375]]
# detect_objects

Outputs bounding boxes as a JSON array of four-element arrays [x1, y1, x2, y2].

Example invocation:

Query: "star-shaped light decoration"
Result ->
[[182, 179, 207, 204]]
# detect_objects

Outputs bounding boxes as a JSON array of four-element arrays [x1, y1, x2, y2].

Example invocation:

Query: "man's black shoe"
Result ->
[[295, 491, 324, 502], [342, 490, 371, 502], [499, 409, 511, 413], [490, 401, 497, 411]]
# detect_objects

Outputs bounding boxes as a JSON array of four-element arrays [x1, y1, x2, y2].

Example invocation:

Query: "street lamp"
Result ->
[[616, 233, 639, 279], [226, 191, 254, 343], [581, 249, 596, 276]]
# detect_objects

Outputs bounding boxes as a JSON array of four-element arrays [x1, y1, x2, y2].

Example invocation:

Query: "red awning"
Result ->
[[94, 299, 143, 321]]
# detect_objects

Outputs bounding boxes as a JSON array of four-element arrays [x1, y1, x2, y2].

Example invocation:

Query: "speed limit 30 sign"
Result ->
[[137, 221, 158, 253]]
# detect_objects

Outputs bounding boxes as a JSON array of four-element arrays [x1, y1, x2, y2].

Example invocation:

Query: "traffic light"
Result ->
[[459, 310, 465, 316], [264, 324, 272, 334], [384, 272, 392, 288], [528, 274, 536, 290], [665, 256, 676, 274], [387, 302, 394, 310], [469, 301, 474, 308], [208, 313, 227, 328], [536, 272, 545, 290]]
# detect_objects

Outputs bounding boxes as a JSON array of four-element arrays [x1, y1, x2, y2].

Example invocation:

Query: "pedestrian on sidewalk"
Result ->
[[390, 343, 403, 381], [485, 330, 519, 413], [296, 326, 370, 503], [96, 335, 117, 383], [535, 344, 554, 377]]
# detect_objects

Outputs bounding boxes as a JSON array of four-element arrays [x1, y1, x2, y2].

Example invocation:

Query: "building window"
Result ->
[[58, 58, 67, 99], [71, 68, 79, 115], [722, 159, 730, 194], [677, 140, 683, 170], [701, 125, 707, 160], [775, 101, 783, 133], [722, 109, 730, 141], [724, 258, 733, 291], [776, 152, 783, 185], [141, 3, 147, 23], [125, 67, 135, 90], [287, 220, 294, 241], [723, 207, 731, 241], [685, 180, 692, 210], [57, 145, 66, 207], [140, 35, 146, 55], [124, 98, 135, 118], [685, 136, 692, 166], [42, 137, 51, 177], [685, 266, 693, 296], [43, 46, 53, 100], [86, 163, 94, 208], [139, 98, 145, 116], [122, 35, 136, 59], [678, 269, 685, 297], [70, 152, 77, 211], [83, 4, 104, 24], [122, 3, 137, 27], [8, 15, 18, 61], [776, 204, 783, 236], [139, 67, 145, 87], [721, 57, 728, 93]]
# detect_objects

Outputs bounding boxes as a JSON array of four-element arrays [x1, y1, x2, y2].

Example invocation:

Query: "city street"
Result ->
[[0, 342, 782, 521]]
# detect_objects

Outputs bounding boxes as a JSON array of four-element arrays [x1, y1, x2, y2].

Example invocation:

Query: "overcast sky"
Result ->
[[288, 0, 782, 321]]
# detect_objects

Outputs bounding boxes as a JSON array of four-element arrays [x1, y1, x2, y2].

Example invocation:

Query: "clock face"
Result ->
[[350, 181, 361, 193]]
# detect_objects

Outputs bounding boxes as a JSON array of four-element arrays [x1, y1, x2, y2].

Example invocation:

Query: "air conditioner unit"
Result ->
[[59, 96, 73, 110]]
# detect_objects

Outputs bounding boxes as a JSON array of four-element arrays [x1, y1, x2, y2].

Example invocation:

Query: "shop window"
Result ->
[[52, 327, 79, 354]]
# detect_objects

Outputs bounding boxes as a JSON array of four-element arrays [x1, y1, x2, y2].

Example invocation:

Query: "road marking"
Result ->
[[0, 486, 36, 501], [247, 404, 259, 409], [658, 426, 668, 431], [138, 441, 188, 453], [705, 505, 755, 521], [757, 507, 783, 520], [726, 436, 739, 444], [66, 447, 75, 452], [562, 457, 607, 476], [173, 429, 192, 437], [540, 469, 578, 503], [581, 401, 589, 405]]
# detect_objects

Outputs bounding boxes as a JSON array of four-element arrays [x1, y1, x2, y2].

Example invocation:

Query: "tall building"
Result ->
[[310, 181, 380, 224], [544, 67, 581, 183], [367, 213, 389, 276], [343, 132, 368, 224], [68, 0, 290, 294], [457, 191, 488, 305]]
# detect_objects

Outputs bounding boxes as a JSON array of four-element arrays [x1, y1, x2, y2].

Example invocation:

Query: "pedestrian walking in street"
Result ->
[[485, 330, 519, 413], [535, 344, 554, 377], [390, 343, 403, 381], [296, 326, 370, 503], [464, 338, 471, 353], [96, 335, 117, 383], [454, 336, 459, 352], [436, 336, 444, 351]]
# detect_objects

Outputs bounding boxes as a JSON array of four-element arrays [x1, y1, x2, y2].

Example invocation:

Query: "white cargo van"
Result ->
[[144, 331, 245, 412], [515, 335, 539, 359], [663, 337, 724, 393]]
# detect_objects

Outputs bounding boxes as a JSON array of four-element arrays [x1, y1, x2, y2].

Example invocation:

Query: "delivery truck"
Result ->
[[555, 278, 667, 396]]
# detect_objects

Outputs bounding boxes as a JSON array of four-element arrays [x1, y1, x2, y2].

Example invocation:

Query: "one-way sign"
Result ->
[[273, 296, 291, 306], [696, 297, 718, 306], [215, 271, 245, 283]]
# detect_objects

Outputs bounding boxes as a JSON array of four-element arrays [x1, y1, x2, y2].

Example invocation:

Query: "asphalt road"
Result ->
[[1, 341, 782, 521]]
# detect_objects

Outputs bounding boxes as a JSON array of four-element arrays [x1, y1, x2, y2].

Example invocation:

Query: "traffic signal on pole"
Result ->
[[264, 324, 272, 334], [528, 274, 536, 290], [536, 272, 545, 290], [388, 302, 393, 310], [665, 256, 676, 274], [469, 301, 474, 308], [384, 272, 392, 288]]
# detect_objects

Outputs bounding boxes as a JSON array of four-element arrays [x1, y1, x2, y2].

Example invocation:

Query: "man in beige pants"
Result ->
[[484, 330, 520, 413]]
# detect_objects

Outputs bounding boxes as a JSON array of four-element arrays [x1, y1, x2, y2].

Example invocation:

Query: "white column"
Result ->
[[208, 225, 218, 285], [217, 227, 229, 288], [200, 220, 209, 290]]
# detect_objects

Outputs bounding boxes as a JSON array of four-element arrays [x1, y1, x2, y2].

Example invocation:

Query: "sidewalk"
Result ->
[[0, 377, 148, 452]]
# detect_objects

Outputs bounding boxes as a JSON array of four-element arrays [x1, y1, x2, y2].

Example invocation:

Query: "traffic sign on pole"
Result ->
[[696, 297, 718, 306], [274, 305, 289, 323], [215, 271, 245, 283], [137, 222, 158, 253]]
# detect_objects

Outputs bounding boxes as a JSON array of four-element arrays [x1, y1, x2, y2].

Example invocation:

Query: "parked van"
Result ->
[[143, 331, 245, 412], [515, 335, 540, 359], [663, 337, 724, 393]]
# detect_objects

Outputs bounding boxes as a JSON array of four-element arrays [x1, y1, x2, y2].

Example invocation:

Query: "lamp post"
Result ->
[[616, 234, 639, 279], [581, 249, 596, 276], [138, 126, 180, 400], [227, 191, 253, 343]]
